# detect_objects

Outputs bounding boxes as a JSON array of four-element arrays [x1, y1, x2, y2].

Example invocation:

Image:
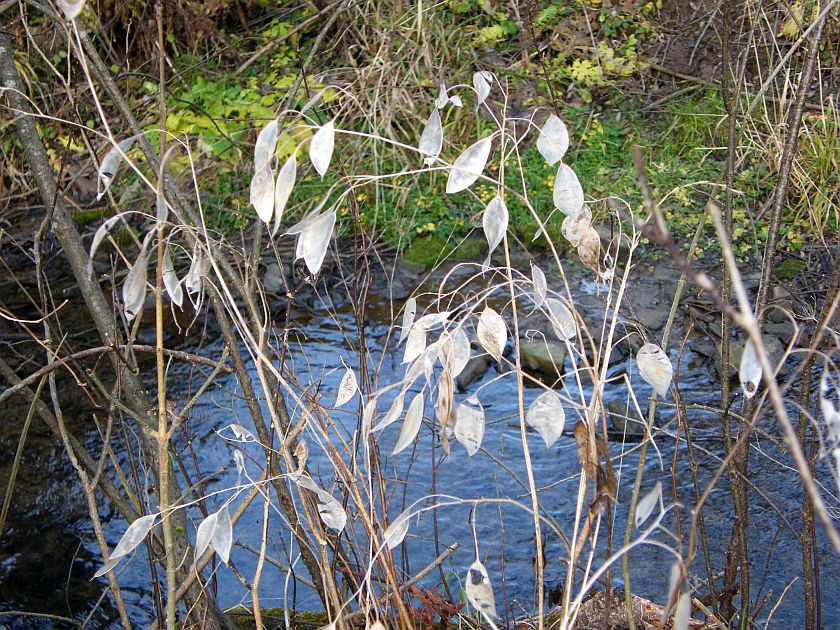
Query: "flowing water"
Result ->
[[1, 260, 837, 628]]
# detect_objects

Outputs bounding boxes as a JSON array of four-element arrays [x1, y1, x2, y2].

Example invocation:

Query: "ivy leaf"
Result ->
[[418, 108, 443, 166], [309, 119, 335, 177], [446, 137, 493, 194], [536, 114, 570, 165]]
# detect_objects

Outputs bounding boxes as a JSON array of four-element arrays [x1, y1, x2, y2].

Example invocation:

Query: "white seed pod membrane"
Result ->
[[441, 327, 471, 378], [473, 71, 492, 108], [383, 509, 411, 549], [195, 504, 233, 565], [123, 235, 152, 323], [87, 215, 121, 276], [59, 0, 85, 19], [635, 480, 662, 528], [477, 306, 506, 361], [250, 163, 275, 224], [561, 205, 592, 247], [399, 297, 417, 344], [335, 366, 358, 407], [93, 512, 157, 577], [466, 559, 497, 622], [162, 243, 183, 308], [446, 136, 492, 194], [378, 390, 406, 432], [435, 83, 449, 109], [97, 136, 137, 201], [402, 324, 427, 365], [309, 119, 335, 177], [553, 163, 584, 219], [272, 154, 296, 236], [454, 396, 484, 456], [393, 391, 424, 455], [297, 210, 335, 275], [577, 227, 601, 272], [525, 389, 565, 448], [254, 118, 278, 171], [418, 108, 443, 166], [546, 298, 575, 341], [739, 338, 762, 399], [482, 195, 508, 260], [537, 114, 570, 165], [532, 263, 547, 309], [636, 343, 672, 397], [673, 592, 691, 630], [295, 477, 347, 533]]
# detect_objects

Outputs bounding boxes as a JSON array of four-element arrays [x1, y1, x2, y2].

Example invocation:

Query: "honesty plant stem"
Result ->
[[155, 5, 176, 627]]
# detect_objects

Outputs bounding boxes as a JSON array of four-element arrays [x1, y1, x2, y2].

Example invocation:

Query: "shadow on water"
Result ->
[[0, 259, 837, 627]]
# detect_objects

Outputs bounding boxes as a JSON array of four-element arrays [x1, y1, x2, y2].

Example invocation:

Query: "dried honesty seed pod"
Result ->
[[635, 481, 662, 528], [94, 512, 157, 577], [195, 504, 233, 565], [383, 508, 411, 549], [739, 338, 762, 399], [477, 306, 506, 361], [466, 559, 497, 622], [446, 136, 493, 194], [272, 154, 296, 236], [335, 366, 358, 407], [309, 119, 335, 177], [473, 71, 493, 108], [454, 396, 485, 456], [531, 263, 547, 309], [482, 195, 508, 261], [393, 391, 424, 455], [577, 227, 601, 273], [418, 108, 443, 166], [561, 205, 592, 248], [552, 163, 584, 219], [536, 114, 570, 166], [525, 389, 565, 448], [636, 343, 672, 397]]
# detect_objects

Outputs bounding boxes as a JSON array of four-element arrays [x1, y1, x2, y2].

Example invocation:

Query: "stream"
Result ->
[[0, 257, 837, 628]]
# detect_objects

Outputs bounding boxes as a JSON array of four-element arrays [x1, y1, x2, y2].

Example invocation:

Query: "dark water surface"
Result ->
[[1, 263, 837, 628]]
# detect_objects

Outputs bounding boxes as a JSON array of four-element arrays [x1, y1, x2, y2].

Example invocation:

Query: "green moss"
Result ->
[[403, 235, 484, 268], [72, 208, 113, 226], [228, 607, 330, 630]]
